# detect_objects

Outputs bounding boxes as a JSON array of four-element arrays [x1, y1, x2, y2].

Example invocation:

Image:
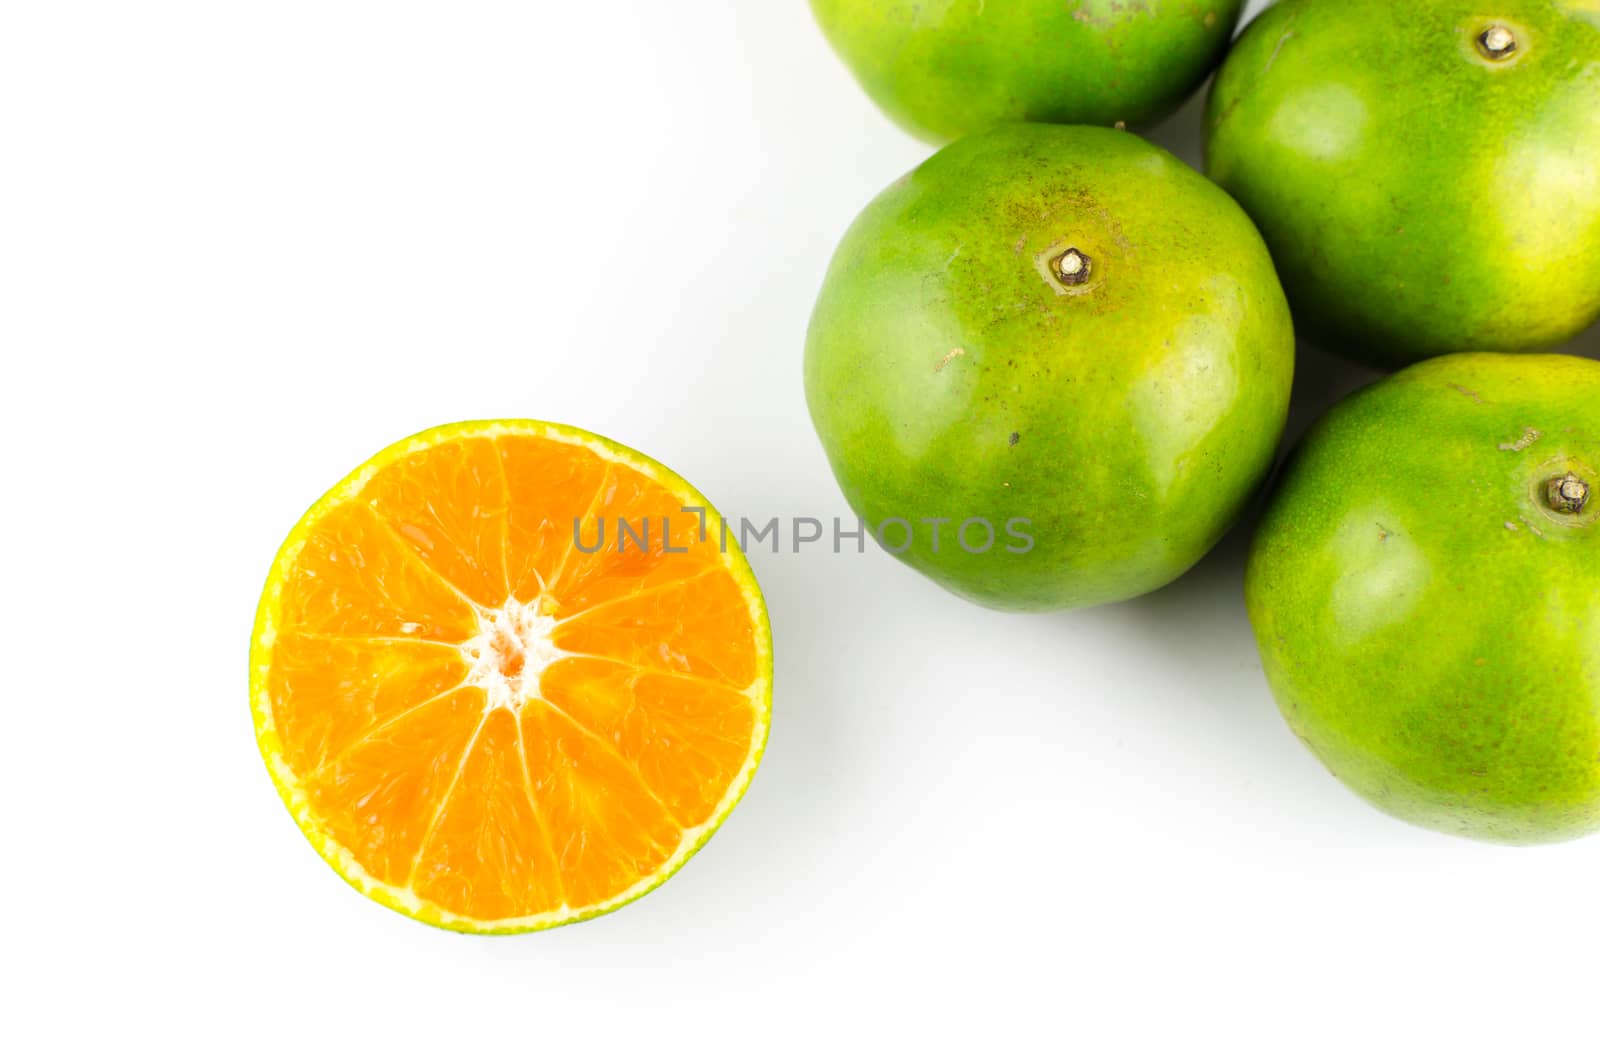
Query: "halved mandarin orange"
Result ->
[[249, 421, 772, 933]]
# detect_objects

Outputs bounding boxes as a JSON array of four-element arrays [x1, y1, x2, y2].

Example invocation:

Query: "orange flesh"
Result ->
[[264, 433, 764, 923]]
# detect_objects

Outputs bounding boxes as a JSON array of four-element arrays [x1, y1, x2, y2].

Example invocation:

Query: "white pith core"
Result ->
[[462, 599, 561, 713]]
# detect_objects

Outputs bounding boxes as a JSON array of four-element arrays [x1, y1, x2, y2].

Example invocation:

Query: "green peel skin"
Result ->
[[812, 0, 1246, 143], [1247, 353, 1600, 844], [807, 124, 1295, 612], [1205, 0, 1600, 368]]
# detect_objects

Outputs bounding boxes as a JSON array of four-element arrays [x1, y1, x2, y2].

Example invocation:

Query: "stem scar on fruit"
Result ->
[[1053, 248, 1093, 286], [1034, 238, 1106, 297], [1546, 473, 1591, 515], [1477, 24, 1518, 61]]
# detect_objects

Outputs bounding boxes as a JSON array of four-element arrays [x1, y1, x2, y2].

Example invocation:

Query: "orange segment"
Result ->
[[499, 434, 609, 603], [358, 437, 511, 607], [539, 657, 758, 826], [410, 708, 564, 920], [520, 700, 684, 910], [545, 461, 724, 617], [266, 633, 468, 778], [301, 686, 487, 886], [553, 571, 763, 688], [250, 421, 771, 934], [277, 501, 481, 642]]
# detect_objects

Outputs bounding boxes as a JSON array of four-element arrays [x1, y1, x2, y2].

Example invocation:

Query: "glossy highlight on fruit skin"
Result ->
[[806, 123, 1296, 612], [1205, 0, 1600, 368], [250, 420, 773, 933], [811, 0, 1246, 144], [1247, 354, 1600, 844]]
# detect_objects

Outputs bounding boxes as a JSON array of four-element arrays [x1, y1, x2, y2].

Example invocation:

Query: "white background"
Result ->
[[5, 1, 1599, 1056]]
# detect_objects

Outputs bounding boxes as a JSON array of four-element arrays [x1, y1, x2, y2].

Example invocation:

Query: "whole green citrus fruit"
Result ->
[[1205, 0, 1600, 368], [1247, 353, 1600, 844], [811, 0, 1245, 143], [806, 124, 1295, 612]]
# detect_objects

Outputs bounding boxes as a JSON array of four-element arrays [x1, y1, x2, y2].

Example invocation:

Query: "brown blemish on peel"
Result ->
[[1499, 427, 1542, 452], [936, 347, 966, 373], [1264, 26, 1297, 76]]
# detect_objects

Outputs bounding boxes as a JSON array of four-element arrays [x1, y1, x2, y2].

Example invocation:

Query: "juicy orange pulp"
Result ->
[[252, 423, 771, 932]]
